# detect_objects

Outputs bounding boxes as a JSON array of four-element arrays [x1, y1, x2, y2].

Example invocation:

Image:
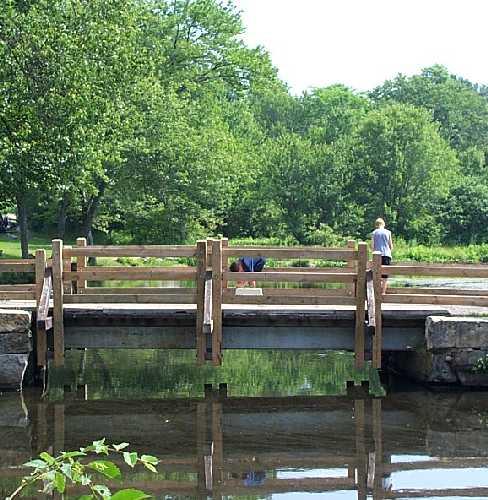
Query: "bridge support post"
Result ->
[[372, 252, 383, 369], [196, 240, 208, 364], [76, 238, 87, 294], [347, 240, 356, 296], [35, 249, 47, 368], [212, 239, 223, 366], [355, 242, 367, 368], [52, 239, 65, 367]]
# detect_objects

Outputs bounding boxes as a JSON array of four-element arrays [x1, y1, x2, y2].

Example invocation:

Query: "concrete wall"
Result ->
[[390, 316, 488, 386]]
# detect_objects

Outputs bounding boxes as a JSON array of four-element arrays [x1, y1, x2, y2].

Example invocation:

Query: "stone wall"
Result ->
[[0, 310, 32, 390], [390, 316, 488, 386]]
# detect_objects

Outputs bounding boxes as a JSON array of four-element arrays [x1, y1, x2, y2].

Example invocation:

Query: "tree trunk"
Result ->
[[16, 196, 29, 259], [57, 193, 69, 239], [82, 180, 105, 265]]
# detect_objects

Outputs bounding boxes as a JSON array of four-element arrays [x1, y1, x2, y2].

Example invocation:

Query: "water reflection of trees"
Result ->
[[48, 349, 383, 400]]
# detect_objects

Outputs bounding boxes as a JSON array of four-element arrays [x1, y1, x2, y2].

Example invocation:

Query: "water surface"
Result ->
[[1, 350, 488, 499]]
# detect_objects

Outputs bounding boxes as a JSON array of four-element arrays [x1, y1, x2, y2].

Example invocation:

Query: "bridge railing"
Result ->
[[211, 239, 369, 367], [370, 254, 488, 368], [52, 238, 209, 366]]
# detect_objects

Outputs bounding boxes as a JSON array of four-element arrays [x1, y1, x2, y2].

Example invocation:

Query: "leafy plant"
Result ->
[[472, 354, 488, 374], [7, 439, 159, 500]]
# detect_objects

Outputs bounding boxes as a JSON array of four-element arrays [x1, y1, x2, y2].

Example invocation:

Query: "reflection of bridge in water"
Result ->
[[2, 390, 488, 498]]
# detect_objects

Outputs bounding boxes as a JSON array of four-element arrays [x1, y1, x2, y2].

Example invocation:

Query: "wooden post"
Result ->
[[212, 239, 223, 366], [54, 404, 65, 454], [211, 401, 224, 497], [372, 252, 383, 369], [354, 242, 367, 368], [372, 398, 383, 500], [35, 249, 47, 367], [355, 399, 367, 500], [196, 401, 208, 494], [35, 249, 46, 305], [52, 239, 65, 367], [196, 240, 208, 364], [62, 246, 72, 294], [76, 237, 87, 294], [347, 239, 356, 296], [221, 238, 229, 290]]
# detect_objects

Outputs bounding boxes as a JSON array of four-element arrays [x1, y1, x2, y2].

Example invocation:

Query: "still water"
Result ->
[[2, 350, 488, 499]]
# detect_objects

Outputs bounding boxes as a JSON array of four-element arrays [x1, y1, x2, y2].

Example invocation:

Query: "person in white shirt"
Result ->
[[371, 218, 393, 294]]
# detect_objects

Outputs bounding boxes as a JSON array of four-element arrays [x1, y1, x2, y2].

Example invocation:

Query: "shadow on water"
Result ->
[[2, 350, 488, 498]]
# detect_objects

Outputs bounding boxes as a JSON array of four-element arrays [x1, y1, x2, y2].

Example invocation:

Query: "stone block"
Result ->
[[0, 354, 28, 390], [426, 316, 488, 350], [0, 310, 31, 334], [0, 331, 32, 354]]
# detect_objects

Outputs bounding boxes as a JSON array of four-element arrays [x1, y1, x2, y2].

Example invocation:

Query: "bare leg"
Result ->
[[381, 278, 388, 295]]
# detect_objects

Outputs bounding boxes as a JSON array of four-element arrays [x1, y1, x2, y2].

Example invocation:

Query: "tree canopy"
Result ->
[[1, 0, 487, 252]]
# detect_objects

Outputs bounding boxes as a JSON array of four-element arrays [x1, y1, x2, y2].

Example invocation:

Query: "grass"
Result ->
[[3, 232, 488, 264]]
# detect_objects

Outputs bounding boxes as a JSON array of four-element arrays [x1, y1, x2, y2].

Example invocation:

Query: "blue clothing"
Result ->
[[373, 228, 392, 258], [240, 256, 266, 272]]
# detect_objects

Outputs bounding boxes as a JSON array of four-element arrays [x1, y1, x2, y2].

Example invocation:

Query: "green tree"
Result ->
[[347, 103, 459, 242]]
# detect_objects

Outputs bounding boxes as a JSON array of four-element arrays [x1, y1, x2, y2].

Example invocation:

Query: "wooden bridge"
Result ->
[[2, 238, 488, 370]]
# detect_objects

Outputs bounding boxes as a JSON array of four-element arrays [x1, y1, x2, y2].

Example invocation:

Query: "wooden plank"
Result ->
[[372, 252, 383, 369], [82, 287, 195, 295], [203, 273, 213, 334], [52, 239, 64, 367], [0, 284, 36, 291], [195, 240, 207, 364], [346, 240, 356, 296], [385, 457, 488, 473], [35, 249, 46, 304], [223, 248, 357, 260], [223, 294, 356, 305], [64, 294, 196, 304], [63, 245, 72, 294], [64, 269, 197, 281], [222, 238, 229, 289], [65, 245, 197, 258], [270, 266, 354, 273], [212, 239, 223, 365], [0, 262, 35, 272], [223, 271, 355, 283], [382, 293, 488, 306], [366, 270, 375, 328], [76, 238, 87, 294], [354, 242, 367, 369], [0, 291, 36, 300], [384, 488, 488, 498], [387, 287, 488, 296], [224, 287, 350, 297], [385, 264, 488, 278], [75, 266, 195, 273], [36, 264, 51, 368]]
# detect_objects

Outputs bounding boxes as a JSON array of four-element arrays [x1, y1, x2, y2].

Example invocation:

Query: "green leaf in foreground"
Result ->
[[23, 459, 48, 469], [54, 472, 66, 493], [111, 489, 152, 500], [123, 451, 138, 468], [113, 442, 130, 452], [87, 460, 121, 479]]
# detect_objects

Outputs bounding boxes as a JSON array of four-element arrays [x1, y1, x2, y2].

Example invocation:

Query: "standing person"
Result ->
[[372, 218, 393, 294], [229, 256, 266, 287]]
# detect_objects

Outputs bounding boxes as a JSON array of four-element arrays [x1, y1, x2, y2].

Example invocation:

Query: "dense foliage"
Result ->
[[1, 1, 487, 256]]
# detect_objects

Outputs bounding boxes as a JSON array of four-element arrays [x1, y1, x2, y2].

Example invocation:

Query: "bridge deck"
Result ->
[[0, 300, 459, 351]]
